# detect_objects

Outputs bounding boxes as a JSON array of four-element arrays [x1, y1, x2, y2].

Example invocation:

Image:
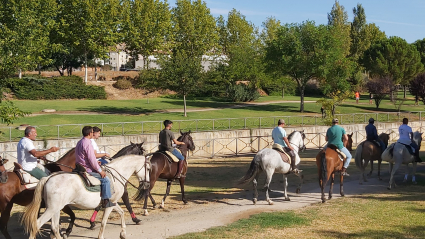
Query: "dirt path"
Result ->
[[14, 165, 418, 239]]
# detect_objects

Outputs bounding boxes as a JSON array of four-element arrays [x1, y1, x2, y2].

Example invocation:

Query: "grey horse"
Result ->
[[381, 131, 423, 189], [239, 131, 306, 205]]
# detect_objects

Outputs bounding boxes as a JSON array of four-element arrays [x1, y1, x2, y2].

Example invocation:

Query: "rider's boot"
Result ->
[[175, 160, 185, 179], [102, 199, 116, 208], [341, 167, 350, 176], [290, 155, 302, 174]]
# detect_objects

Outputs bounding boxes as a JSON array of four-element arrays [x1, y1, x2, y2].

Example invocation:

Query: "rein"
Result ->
[[102, 157, 150, 190], [43, 158, 75, 170]]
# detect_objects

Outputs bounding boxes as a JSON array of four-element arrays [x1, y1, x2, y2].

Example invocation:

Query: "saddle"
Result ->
[[389, 142, 415, 157], [366, 139, 381, 150], [153, 149, 182, 163], [13, 162, 39, 186], [72, 163, 101, 187], [272, 144, 291, 164], [327, 144, 346, 161]]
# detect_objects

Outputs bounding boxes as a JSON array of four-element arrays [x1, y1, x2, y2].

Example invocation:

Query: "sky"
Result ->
[[199, 0, 425, 43]]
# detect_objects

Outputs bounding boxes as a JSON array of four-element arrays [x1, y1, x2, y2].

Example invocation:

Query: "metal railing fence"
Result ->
[[1, 111, 424, 142]]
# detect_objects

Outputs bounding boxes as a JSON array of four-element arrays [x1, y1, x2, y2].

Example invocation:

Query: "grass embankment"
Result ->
[[175, 171, 425, 239]]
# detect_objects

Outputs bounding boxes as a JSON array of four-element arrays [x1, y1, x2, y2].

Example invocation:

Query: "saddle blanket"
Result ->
[[272, 144, 291, 164], [80, 172, 115, 194], [164, 149, 183, 163]]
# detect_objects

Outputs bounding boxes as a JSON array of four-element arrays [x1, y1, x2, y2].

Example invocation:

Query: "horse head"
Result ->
[[413, 131, 423, 148], [112, 142, 145, 159], [0, 158, 9, 183], [289, 131, 306, 152], [178, 131, 195, 152], [379, 133, 391, 146], [346, 133, 353, 151]]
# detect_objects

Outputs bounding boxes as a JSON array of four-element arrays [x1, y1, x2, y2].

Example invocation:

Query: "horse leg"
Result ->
[[33, 208, 57, 239], [340, 171, 345, 197], [50, 211, 63, 239], [388, 162, 401, 190], [144, 180, 157, 216], [296, 172, 303, 194], [367, 160, 373, 177], [377, 159, 382, 180], [412, 162, 417, 184], [98, 206, 114, 239], [319, 169, 326, 203], [0, 202, 13, 239], [282, 175, 290, 201], [121, 188, 141, 225], [160, 180, 173, 209], [114, 205, 127, 239], [90, 205, 102, 230], [61, 205, 75, 236], [149, 194, 157, 208], [252, 174, 259, 205], [403, 163, 410, 183], [179, 177, 187, 204], [264, 170, 274, 205], [328, 173, 335, 200]]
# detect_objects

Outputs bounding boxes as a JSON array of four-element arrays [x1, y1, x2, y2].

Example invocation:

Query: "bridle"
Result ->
[[102, 157, 151, 190], [290, 131, 306, 152]]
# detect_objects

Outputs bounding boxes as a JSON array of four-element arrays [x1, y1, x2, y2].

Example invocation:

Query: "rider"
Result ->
[[397, 118, 422, 162], [76, 126, 115, 208], [17, 126, 59, 179], [325, 118, 352, 176], [365, 118, 386, 152], [159, 120, 186, 178], [272, 119, 300, 174], [91, 126, 110, 165]]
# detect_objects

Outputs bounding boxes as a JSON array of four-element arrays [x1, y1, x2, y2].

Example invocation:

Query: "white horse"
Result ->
[[381, 131, 423, 189], [239, 131, 306, 205], [22, 155, 151, 239]]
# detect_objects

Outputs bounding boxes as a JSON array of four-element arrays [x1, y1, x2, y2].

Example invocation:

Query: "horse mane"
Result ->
[[56, 148, 75, 163], [112, 143, 143, 159]]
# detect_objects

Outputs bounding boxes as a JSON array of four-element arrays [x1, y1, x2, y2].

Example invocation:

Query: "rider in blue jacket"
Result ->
[[365, 118, 386, 152]]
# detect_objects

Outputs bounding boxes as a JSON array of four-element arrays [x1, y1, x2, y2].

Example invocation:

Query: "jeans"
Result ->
[[377, 140, 386, 153], [172, 148, 185, 161], [339, 147, 352, 168], [98, 158, 109, 165], [89, 172, 112, 199], [25, 167, 48, 180]]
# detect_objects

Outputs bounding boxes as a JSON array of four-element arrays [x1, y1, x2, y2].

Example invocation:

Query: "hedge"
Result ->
[[1, 76, 107, 100]]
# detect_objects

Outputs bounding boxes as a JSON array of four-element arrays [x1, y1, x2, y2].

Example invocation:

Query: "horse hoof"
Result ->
[[65, 228, 72, 236], [152, 204, 157, 209], [253, 198, 257, 205], [340, 193, 345, 197], [387, 187, 392, 190], [183, 200, 188, 205], [132, 218, 142, 225], [328, 196, 332, 200], [89, 222, 96, 230], [296, 188, 301, 194], [284, 197, 291, 201], [120, 231, 126, 239], [321, 199, 326, 203], [143, 210, 149, 216], [63, 234, 68, 239]]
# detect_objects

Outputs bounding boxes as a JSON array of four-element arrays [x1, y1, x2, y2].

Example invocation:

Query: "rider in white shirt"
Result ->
[[91, 126, 110, 165], [17, 126, 59, 179], [397, 118, 422, 162]]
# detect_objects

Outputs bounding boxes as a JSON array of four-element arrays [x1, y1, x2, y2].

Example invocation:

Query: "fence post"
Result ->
[[420, 112, 422, 122], [228, 119, 231, 130], [57, 125, 60, 140], [122, 123, 124, 135], [211, 138, 215, 158], [319, 133, 321, 149], [141, 122, 143, 134], [101, 124, 104, 134], [258, 136, 260, 153], [302, 116, 304, 126], [212, 119, 215, 131], [244, 118, 247, 129], [9, 127, 12, 142], [196, 120, 198, 132], [259, 118, 262, 129], [235, 134, 238, 156], [315, 116, 317, 125]]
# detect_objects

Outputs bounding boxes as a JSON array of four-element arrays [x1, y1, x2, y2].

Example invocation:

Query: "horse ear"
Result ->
[[188, 130, 191, 134], [180, 130, 183, 135], [350, 132, 353, 136], [130, 141, 134, 145]]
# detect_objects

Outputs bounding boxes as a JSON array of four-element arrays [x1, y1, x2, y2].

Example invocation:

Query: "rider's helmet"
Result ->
[[369, 118, 375, 123]]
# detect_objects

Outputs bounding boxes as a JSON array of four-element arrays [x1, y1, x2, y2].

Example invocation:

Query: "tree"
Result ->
[[0, 101, 29, 125], [216, 9, 263, 89], [56, 0, 122, 83], [0, 0, 58, 79], [366, 77, 394, 109], [413, 38, 425, 66], [350, 3, 367, 60], [265, 21, 327, 112], [122, 0, 172, 69], [409, 73, 425, 105], [157, 0, 218, 116], [362, 36, 424, 98]]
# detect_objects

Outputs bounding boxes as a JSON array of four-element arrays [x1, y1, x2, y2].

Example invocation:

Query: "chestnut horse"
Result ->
[[354, 133, 390, 183], [316, 145, 346, 203], [140, 131, 195, 215]]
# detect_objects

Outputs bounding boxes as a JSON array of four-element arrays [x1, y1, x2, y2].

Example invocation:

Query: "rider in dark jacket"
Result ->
[[365, 118, 386, 152]]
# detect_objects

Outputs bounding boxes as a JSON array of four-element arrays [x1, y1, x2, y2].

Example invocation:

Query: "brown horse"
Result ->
[[354, 133, 390, 183], [0, 153, 76, 239], [316, 145, 346, 203], [140, 131, 195, 215], [346, 132, 354, 151]]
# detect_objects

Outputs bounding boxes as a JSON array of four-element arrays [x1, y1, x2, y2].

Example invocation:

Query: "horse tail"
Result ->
[[133, 181, 151, 201], [321, 151, 327, 182], [21, 176, 49, 238], [355, 142, 364, 170], [238, 155, 260, 185]]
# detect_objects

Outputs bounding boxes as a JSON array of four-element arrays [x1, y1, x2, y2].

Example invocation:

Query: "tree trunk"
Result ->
[[19, 69, 22, 79], [184, 94, 187, 117], [403, 85, 406, 98], [299, 87, 305, 113], [84, 53, 88, 84], [282, 87, 284, 98], [55, 65, 64, 76], [38, 64, 41, 75], [95, 64, 98, 81]]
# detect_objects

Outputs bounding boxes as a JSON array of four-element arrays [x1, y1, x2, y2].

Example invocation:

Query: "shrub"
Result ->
[[0, 76, 106, 100], [227, 84, 260, 102], [97, 75, 106, 81], [113, 79, 133, 90]]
